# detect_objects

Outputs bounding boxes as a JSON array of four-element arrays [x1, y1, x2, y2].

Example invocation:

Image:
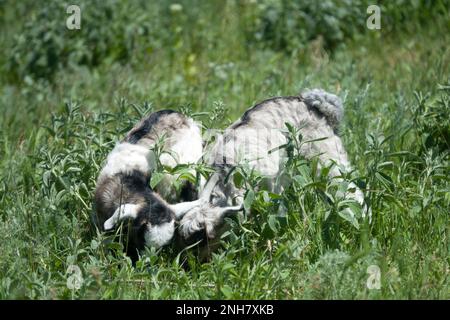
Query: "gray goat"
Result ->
[[176, 89, 368, 250]]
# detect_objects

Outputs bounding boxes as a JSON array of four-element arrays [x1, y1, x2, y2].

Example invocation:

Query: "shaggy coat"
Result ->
[[177, 89, 367, 250], [93, 110, 203, 260]]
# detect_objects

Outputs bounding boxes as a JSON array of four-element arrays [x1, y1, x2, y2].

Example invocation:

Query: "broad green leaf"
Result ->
[[268, 214, 280, 233], [338, 208, 360, 229], [244, 189, 255, 211], [150, 172, 165, 189]]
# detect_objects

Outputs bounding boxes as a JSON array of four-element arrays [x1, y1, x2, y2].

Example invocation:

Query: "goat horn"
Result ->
[[200, 173, 220, 199], [169, 199, 202, 219], [218, 204, 244, 220]]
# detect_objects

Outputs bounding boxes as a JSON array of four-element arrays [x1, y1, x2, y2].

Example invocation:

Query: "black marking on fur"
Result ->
[[125, 197, 175, 262], [124, 220, 147, 262], [125, 109, 178, 144], [96, 169, 175, 262], [179, 181, 198, 202], [228, 94, 341, 135], [212, 163, 234, 171], [119, 169, 150, 193], [117, 170, 175, 226], [184, 228, 208, 247], [231, 96, 303, 129]]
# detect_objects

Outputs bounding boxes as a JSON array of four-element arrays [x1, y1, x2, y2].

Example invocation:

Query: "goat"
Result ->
[[93, 110, 204, 261], [176, 89, 368, 251]]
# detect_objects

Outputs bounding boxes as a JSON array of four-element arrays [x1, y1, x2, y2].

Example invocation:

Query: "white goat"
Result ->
[[93, 110, 203, 260], [175, 89, 368, 249]]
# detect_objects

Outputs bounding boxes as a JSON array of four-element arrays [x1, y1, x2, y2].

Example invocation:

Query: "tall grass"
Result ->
[[0, 1, 448, 299]]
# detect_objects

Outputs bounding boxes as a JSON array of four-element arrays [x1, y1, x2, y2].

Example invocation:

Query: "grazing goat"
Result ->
[[176, 89, 368, 251], [93, 110, 203, 260]]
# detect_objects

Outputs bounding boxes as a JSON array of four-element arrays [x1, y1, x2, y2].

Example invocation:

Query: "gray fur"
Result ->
[[300, 88, 344, 130], [178, 89, 368, 251]]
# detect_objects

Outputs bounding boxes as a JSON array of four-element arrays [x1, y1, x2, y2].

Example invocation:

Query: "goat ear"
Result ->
[[169, 199, 202, 219], [103, 204, 139, 231]]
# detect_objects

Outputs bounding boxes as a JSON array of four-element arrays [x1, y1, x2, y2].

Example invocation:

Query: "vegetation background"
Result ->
[[0, 0, 449, 299]]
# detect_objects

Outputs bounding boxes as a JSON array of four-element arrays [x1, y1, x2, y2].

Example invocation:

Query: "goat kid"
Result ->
[[93, 110, 204, 260]]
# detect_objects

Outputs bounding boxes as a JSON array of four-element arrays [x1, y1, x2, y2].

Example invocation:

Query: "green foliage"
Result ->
[[252, 0, 368, 52], [5, 0, 449, 82], [412, 85, 450, 154], [0, 0, 448, 300], [252, 0, 449, 53], [7, 0, 168, 81]]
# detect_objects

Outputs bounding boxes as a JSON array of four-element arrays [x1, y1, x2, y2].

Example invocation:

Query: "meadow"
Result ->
[[0, 0, 449, 299]]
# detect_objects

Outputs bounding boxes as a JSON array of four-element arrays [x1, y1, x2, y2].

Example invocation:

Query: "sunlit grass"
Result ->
[[0, 1, 448, 299]]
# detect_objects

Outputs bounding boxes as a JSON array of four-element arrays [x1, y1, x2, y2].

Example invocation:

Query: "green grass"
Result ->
[[0, 1, 449, 299]]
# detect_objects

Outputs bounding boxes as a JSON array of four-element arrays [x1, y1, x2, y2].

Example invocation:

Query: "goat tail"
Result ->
[[300, 88, 344, 130]]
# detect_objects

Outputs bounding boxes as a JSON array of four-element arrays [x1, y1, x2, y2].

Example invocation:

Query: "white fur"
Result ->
[[157, 119, 204, 201], [160, 118, 203, 167], [95, 112, 205, 253], [104, 203, 140, 230], [144, 220, 176, 248], [179, 204, 242, 240], [99, 118, 202, 183], [179, 206, 221, 240], [97, 115, 204, 209], [99, 142, 154, 178]]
